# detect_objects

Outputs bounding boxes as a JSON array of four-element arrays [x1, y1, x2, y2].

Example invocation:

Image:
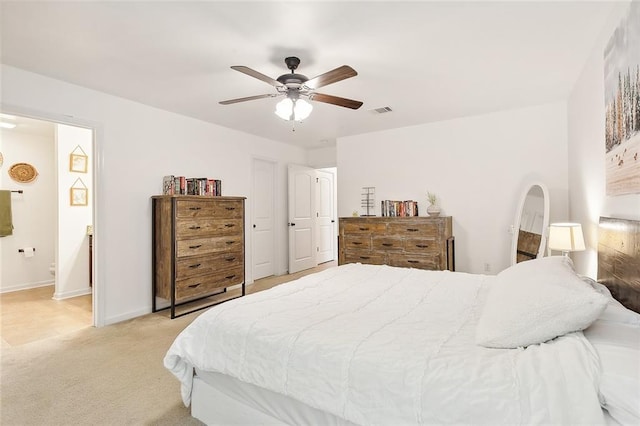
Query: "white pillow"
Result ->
[[580, 276, 640, 325], [476, 256, 608, 349]]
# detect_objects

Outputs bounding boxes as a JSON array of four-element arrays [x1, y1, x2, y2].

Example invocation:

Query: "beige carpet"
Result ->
[[1, 312, 204, 426], [1, 262, 338, 425]]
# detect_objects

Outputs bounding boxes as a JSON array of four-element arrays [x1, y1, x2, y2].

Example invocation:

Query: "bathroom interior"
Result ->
[[0, 114, 94, 346]]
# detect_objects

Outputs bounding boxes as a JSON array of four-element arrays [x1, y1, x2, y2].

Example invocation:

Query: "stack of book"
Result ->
[[162, 175, 222, 196], [381, 200, 419, 217]]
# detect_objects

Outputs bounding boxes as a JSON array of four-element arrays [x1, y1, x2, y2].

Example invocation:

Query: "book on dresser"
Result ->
[[151, 195, 246, 318], [338, 216, 454, 271], [162, 175, 222, 196]]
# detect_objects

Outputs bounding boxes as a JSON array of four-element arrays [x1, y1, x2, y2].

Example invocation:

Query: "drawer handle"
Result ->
[[358, 227, 369, 231], [225, 257, 236, 262], [352, 242, 363, 245], [225, 207, 236, 210], [189, 226, 201, 230], [407, 228, 419, 232], [225, 274, 236, 279], [189, 244, 202, 249], [224, 224, 235, 228], [189, 207, 202, 211], [407, 260, 419, 264], [189, 263, 202, 269], [416, 244, 429, 248], [382, 243, 393, 247], [359, 256, 371, 259], [225, 241, 235, 245], [188, 283, 201, 288]]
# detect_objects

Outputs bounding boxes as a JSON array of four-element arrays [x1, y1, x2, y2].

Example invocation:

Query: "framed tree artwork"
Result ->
[[604, 1, 640, 195]]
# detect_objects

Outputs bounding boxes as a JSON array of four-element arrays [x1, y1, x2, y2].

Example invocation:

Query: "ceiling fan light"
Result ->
[[275, 97, 313, 121], [294, 99, 313, 121], [275, 98, 294, 120]]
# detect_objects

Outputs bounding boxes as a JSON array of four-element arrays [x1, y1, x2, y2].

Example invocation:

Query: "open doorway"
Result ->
[[0, 113, 95, 346]]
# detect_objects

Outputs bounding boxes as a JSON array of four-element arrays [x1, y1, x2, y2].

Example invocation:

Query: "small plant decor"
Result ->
[[426, 191, 441, 217]]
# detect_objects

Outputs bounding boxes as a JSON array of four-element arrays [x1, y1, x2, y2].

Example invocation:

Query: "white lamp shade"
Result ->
[[275, 98, 312, 121], [548, 223, 586, 253]]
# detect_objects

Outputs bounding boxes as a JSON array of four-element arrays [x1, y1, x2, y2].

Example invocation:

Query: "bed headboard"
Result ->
[[598, 216, 640, 313]]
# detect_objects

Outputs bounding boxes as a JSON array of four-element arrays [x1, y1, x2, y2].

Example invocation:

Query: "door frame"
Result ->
[[1, 103, 103, 327]]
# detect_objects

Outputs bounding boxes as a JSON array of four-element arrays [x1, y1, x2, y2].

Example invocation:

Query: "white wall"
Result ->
[[307, 145, 337, 168], [568, 1, 640, 278], [1, 65, 307, 325], [337, 102, 570, 274], [0, 128, 56, 292], [54, 124, 93, 299]]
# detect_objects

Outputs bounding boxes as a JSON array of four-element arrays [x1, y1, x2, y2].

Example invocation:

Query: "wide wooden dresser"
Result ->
[[338, 216, 454, 271], [152, 195, 246, 318]]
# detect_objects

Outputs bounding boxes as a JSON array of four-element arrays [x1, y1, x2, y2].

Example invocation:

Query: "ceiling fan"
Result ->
[[219, 57, 363, 121]]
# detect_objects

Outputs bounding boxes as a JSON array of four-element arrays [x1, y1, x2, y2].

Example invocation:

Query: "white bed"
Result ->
[[165, 254, 640, 425]]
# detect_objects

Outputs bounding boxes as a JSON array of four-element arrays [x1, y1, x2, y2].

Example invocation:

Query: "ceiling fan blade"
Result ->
[[231, 66, 284, 88], [308, 92, 363, 110], [219, 93, 280, 105], [304, 65, 358, 90]]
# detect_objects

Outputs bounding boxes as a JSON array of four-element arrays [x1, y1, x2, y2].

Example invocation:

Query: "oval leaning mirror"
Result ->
[[510, 182, 550, 265]]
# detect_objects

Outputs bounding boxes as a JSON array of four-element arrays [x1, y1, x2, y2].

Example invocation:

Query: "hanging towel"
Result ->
[[0, 190, 14, 237]]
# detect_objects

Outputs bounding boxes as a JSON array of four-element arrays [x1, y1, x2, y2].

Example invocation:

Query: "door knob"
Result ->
[[288, 223, 296, 226], [253, 224, 256, 228]]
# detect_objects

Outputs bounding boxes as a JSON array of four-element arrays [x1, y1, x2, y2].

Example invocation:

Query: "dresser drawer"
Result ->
[[176, 199, 243, 219], [342, 222, 387, 234], [403, 238, 439, 254], [176, 251, 244, 279], [175, 265, 244, 302], [344, 250, 386, 265], [176, 218, 243, 238], [176, 234, 243, 257], [387, 222, 440, 237], [343, 235, 372, 250], [372, 236, 403, 251], [388, 253, 440, 270]]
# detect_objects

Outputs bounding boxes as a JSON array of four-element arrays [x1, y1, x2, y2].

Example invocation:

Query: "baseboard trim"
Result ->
[[104, 308, 151, 326], [52, 287, 92, 300], [0, 280, 54, 294]]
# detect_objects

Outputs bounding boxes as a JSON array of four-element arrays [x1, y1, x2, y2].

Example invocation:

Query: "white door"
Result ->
[[288, 164, 316, 273], [252, 158, 275, 280], [316, 170, 335, 264]]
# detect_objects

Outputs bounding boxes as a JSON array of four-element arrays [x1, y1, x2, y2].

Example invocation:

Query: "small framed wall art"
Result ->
[[69, 145, 88, 173], [70, 178, 88, 206]]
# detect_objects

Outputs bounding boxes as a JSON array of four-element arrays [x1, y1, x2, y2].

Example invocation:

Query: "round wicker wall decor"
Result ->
[[8, 162, 38, 183]]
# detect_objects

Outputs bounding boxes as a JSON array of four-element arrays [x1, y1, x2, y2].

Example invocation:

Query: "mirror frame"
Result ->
[[510, 182, 550, 265]]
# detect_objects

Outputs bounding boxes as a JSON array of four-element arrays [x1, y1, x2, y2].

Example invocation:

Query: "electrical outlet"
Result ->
[[484, 263, 491, 272]]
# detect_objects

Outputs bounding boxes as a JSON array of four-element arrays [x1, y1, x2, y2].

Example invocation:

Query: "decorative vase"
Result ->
[[427, 204, 441, 217]]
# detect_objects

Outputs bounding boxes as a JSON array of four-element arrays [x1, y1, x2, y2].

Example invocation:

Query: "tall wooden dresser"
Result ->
[[338, 216, 454, 271], [152, 195, 246, 318]]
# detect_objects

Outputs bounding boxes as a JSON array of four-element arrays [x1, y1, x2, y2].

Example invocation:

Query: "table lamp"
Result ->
[[548, 223, 586, 256]]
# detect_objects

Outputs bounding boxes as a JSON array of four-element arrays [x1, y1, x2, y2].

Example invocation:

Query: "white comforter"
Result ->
[[164, 263, 605, 425]]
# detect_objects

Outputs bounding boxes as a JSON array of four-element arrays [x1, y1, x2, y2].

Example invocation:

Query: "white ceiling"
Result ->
[[0, 1, 618, 149]]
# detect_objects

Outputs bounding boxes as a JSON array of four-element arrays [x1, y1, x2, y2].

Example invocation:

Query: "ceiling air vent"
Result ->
[[370, 106, 393, 114]]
